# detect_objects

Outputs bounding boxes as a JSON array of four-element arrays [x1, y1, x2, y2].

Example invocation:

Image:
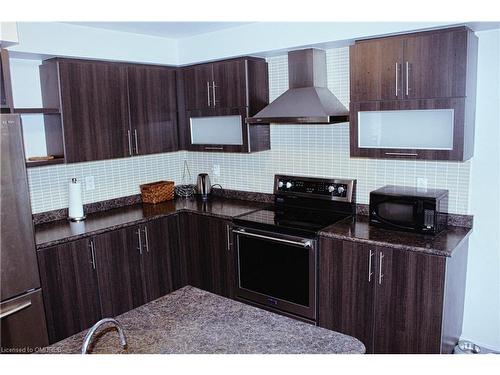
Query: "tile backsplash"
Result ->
[[26, 47, 471, 215]]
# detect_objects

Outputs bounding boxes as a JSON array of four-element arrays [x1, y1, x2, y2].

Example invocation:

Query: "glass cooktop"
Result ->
[[234, 207, 351, 236]]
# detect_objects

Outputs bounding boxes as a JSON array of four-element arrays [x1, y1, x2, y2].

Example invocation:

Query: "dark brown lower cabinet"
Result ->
[[319, 237, 468, 354], [37, 215, 179, 343], [93, 226, 146, 317], [179, 213, 232, 297], [318, 240, 376, 353], [95, 217, 178, 317], [37, 238, 102, 344], [141, 217, 178, 301]]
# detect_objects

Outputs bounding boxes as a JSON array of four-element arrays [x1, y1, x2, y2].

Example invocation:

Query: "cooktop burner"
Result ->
[[234, 175, 356, 237]]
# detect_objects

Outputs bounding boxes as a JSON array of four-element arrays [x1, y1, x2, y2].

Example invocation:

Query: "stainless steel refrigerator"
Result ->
[[1, 114, 48, 352]]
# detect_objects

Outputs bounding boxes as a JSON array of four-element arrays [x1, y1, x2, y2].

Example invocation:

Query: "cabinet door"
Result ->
[[127, 65, 179, 155], [141, 217, 178, 302], [350, 38, 404, 102], [58, 60, 130, 163], [403, 29, 468, 99], [37, 239, 101, 344], [186, 107, 249, 153], [318, 238, 375, 353], [182, 214, 232, 297], [373, 247, 446, 353], [350, 98, 466, 160], [183, 64, 214, 110], [212, 59, 247, 108], [94, 226, 146, 317]]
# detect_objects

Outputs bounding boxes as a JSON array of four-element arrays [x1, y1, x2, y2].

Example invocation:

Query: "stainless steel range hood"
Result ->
[[247, 48, 349, 124]]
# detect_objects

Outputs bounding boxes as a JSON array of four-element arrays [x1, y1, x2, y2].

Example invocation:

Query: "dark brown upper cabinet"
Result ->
[[40, 59, 130, 163], [350, 37, 404, 102], [177, 57, 270, 153], [318, 237, 469, 354], [350, 27, 475, 102], [349, 27, 478, 161], [127, 64, 179, 155], [182, 59, 247, 111], [40, 59, 179, 163]]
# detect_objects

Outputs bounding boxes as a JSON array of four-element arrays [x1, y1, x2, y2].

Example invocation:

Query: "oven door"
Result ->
[[233, 227, 317, 321]]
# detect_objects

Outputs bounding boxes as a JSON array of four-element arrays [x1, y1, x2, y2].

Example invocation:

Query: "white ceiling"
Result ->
[[66, 22, 254, 39]]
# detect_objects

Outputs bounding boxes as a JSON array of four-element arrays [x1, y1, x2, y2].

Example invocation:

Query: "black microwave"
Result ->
[[369, 185, 448, 235]]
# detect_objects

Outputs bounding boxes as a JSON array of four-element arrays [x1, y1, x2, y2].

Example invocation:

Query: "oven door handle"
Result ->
[[233, 229, 313, 249]]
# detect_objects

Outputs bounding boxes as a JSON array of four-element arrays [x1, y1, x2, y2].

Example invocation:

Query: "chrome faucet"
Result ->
[[81, 318, 128, 354]]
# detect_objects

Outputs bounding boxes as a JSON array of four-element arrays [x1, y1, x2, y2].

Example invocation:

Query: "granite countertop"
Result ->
[[35, 197, 267, 250], [41, 286, 365, 354], [319, 215, 472, 257]]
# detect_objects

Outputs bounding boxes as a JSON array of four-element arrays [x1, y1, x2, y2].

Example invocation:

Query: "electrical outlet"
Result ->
[[85, 176, 95, 191], [416, 177, 428, 191], [213, 164, 221, 176]]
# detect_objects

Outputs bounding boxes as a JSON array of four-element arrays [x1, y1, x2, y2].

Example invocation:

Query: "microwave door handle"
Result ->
[[372, 211, 417, 231]]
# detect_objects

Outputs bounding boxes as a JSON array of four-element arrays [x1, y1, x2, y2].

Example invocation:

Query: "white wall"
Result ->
[[9, 58, 47, 157], [177, 22, 454, 64], [461, 29, 500, 351], [0, 22, 19, 46], [9, 22, 179, 65]]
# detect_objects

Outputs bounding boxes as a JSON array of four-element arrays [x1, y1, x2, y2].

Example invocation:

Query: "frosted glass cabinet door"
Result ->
[[190, 115, 243, 145], [358, 109, 454, 150], [349, 98, 471, 161]]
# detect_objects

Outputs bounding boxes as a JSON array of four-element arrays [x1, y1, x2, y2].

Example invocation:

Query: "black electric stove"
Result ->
[[232, 175, 356, 323], [234, 174, 357, 237]]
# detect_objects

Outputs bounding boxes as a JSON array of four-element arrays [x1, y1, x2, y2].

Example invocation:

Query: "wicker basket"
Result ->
[[140, 181, 174, 204]]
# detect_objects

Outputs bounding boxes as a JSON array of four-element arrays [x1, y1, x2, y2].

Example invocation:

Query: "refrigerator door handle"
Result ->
[[0, 300, 32, 319]]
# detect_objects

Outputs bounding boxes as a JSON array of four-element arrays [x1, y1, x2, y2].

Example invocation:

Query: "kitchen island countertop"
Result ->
[[41, 286, 365, 354]]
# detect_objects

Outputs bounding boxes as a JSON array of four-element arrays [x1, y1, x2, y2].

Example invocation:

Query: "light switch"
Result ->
[[85, 176, 95, 191]]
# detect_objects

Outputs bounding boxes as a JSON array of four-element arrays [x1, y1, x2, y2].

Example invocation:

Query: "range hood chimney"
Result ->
[[247, 48, 349, 124]]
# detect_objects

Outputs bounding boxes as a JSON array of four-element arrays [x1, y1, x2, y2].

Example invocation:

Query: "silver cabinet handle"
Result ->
[[143, 226, 149, 253], [395, 62, 399, 97], [127, 130, 132, 156], [226, 224, 231, 252], [0, 300, 32, 319], [378, 252, 385, 285], [207, 81, 211, 106], [405, 61, 410, 96], [134, 129, 139, 155], [233, 229, 312, 249], [89, 240, 96, 270], [368, 249, 374, 282], [385, 152, 418, 157], [212, 81, 217, 106], [136, 228, 143, 255], [204, 146, 223, 151]]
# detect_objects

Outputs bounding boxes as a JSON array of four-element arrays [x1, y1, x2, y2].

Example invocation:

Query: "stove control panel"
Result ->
[[274, 175, 356, 203]]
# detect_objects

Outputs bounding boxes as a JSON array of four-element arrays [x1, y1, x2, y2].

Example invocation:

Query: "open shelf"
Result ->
[[26, 156, 65, 168], [14, 108, 60, 114]]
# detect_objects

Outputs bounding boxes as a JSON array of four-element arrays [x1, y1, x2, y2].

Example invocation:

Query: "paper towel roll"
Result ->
[[68, 178, 85, 221]]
